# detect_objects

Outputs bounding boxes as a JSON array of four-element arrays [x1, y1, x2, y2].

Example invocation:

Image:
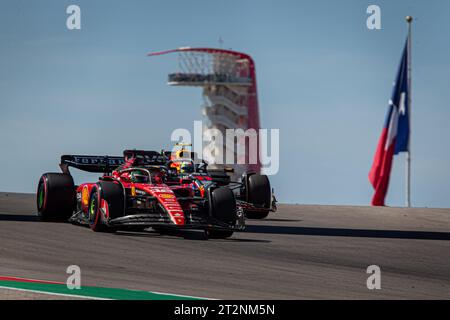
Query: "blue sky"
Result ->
[[1, 0, 449, 207]]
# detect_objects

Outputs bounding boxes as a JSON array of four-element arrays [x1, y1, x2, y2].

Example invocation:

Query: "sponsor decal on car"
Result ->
[[160, 193, 175, 199], [82, 185, 89, 206]]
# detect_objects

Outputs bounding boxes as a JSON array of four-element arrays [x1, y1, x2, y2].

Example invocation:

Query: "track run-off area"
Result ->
[[0, 192, 449, 299]]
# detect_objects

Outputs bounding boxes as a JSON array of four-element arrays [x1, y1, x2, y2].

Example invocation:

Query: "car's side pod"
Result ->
[[207, 170, 231, 186]]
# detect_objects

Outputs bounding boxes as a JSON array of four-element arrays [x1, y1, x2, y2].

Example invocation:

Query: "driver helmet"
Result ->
[[130, 170, 149, 183], [179, 161, 194, 174]]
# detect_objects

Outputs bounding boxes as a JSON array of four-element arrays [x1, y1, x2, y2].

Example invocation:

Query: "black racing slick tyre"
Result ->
[[37, 173, 75, 221], [96, 181, 125, 220], [246, 174, 271, 219], [207, 187, 236, 239], [88, 182, 124, 232], [210, 187, 237, 224], [88, 185, 107, 232]]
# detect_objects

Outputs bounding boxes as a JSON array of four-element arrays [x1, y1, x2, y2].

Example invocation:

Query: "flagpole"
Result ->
[[406, 15, 413, 207]]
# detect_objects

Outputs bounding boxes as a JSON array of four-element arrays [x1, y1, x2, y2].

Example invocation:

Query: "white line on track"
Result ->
[[150, 290, 215, 300]]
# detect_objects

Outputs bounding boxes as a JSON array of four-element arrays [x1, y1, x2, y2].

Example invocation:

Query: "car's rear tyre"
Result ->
[[245, 174, 271, 219], [88, 182, 123, 232], [37, 173, 75, 221]]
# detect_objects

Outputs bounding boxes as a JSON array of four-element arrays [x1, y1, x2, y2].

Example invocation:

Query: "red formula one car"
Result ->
[[36, 150, 245, 239]]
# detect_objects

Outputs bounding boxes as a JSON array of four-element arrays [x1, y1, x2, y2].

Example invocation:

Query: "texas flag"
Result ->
[[369, 40, 410, 206]]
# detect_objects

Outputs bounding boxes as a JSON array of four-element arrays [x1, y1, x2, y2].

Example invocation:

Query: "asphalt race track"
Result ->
[[0, 192, 449, 299]]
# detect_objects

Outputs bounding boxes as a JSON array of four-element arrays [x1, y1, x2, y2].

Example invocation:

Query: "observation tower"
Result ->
[[148, 47, 261, 179]]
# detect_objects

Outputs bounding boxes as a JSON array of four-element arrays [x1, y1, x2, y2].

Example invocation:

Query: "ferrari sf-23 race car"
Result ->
[[36, 149, 276, 239]]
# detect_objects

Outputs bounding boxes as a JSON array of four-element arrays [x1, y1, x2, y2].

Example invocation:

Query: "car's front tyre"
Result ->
[[245, 174, 271, 219], [88, 182, 123, 232], [207, 187, 236, 239], [88, 186, 106, 232]]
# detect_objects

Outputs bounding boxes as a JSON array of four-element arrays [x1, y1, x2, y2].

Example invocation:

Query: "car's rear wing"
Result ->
[[123, 150, 167, 165], [60, 150, 169, 174], [60, 155, 125, 174]]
